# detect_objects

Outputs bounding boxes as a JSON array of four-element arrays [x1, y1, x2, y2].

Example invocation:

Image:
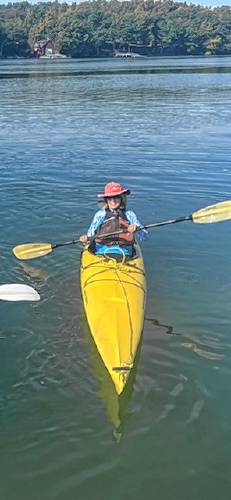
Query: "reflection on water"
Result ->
[[17, 261, 50, 288], [145, 315, 175, 335], [83, 318, 142, 441], [1, 57, 231, 80], [1, 66, 231, 79], [182, 339, 224, 361], [146, 316, 225, 361], [82, 313, 193, 439]]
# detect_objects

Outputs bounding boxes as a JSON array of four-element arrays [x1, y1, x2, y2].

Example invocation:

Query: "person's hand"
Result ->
[[127, 224, 137, 233], [80, 234, 89, 244]]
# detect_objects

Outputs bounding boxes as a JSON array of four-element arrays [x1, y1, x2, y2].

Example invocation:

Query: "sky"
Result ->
[[0, 0, 230, 6], [185, 0, 230, 5]]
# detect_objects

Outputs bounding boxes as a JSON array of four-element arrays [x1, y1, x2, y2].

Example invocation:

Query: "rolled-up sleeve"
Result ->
[[87, 210, 105, 237], [126, 211, 148, 241]]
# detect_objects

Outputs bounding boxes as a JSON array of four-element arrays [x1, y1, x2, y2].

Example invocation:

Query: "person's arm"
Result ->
[[80, 210, 105, 243], [126, 211, 149, 241], [87, 210, 105, 237]]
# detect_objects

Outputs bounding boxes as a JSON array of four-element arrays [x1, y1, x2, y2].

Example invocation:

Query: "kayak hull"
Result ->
[[80, 245, 146, 394]]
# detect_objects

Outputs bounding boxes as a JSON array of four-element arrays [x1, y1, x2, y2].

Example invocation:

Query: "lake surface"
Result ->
[[0, 56, 231, 500]]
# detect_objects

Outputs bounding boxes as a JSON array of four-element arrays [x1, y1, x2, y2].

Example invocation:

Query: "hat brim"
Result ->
[[97, 189, 131, 198]]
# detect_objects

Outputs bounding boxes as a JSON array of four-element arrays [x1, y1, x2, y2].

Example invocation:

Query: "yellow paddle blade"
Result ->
[[13, 243, 53, 260], [192, 200, 231, 224]]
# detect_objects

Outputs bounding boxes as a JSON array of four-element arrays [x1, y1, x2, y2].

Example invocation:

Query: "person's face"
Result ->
[[106, 195, 122, 210]]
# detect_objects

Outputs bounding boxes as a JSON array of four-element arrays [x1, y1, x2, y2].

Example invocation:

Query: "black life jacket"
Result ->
[[94, 208, 134, 246]]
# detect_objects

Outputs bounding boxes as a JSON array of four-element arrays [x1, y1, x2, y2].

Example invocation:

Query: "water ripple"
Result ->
[[1, 56, 231, 500]]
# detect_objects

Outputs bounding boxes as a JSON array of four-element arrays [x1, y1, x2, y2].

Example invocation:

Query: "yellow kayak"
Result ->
[[80, 244, 146, 394]]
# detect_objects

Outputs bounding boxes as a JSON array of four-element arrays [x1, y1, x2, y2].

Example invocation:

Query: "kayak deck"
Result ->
[[80, 245, 146, 394]]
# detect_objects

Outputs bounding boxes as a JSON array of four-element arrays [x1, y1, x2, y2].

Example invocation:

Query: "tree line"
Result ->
[[0, 0, 230, 58]]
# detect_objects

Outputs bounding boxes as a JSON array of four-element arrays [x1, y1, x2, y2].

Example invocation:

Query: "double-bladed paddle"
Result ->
[[0, 284, 40, 301], [12, 200, 231, 261]]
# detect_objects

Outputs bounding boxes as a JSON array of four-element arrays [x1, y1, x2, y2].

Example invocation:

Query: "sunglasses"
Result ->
[[106, 195, 122, 201]]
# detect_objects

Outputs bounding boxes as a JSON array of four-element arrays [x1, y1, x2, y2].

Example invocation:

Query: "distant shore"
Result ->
[[0, 0, 230, 59]]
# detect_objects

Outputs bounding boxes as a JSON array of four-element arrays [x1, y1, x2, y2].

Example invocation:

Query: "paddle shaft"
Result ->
[[51, 215, 192, 249], [142, 214, 192, 229]]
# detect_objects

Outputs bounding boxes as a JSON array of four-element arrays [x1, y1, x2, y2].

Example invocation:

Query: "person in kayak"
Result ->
[[80, 181, 148, 258]]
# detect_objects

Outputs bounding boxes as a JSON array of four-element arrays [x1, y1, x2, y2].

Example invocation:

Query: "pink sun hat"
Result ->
[[97, 182, 131, 198]]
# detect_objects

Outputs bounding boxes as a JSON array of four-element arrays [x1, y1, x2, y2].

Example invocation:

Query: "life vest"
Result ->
[[94, 209, 135, 246]]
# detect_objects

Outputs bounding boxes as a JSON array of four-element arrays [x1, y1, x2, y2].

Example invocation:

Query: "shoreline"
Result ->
[[1, 53, 231, 61]]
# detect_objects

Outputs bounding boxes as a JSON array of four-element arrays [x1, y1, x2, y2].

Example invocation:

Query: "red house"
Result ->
[[34, 40, 54, 57]]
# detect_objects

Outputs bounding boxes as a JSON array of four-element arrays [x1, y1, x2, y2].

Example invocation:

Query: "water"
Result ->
[[0, 56, 231, 499]]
